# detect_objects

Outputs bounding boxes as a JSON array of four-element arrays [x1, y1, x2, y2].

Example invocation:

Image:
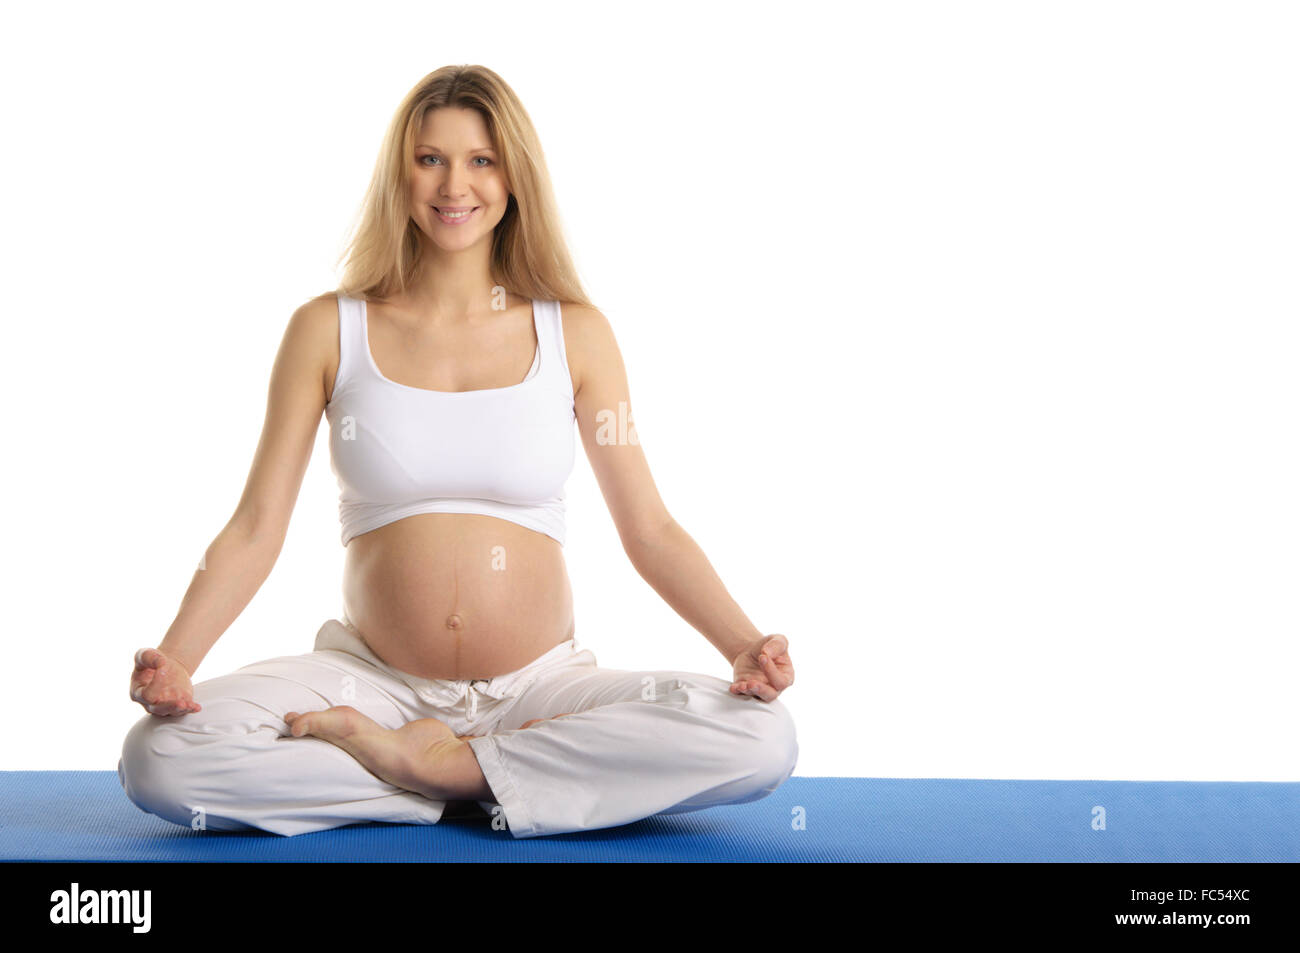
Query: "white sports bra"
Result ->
[[325, 294, 576, 547]]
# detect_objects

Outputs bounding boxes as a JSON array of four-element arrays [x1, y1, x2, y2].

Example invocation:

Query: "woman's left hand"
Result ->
[[730, 634, 794, 702]]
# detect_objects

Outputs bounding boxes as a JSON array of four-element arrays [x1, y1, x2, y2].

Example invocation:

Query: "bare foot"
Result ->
[[284, 706, 470, 800]]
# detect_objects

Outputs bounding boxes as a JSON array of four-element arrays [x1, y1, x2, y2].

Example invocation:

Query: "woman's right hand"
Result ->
[[130, 647, 201, 716]]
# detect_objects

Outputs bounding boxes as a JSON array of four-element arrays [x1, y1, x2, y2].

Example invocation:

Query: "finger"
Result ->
[[134, 648, 162, 670], [133, 687, 166, 709], [758, 652, 794, 688], [132, 668, 157, 692], [732, 678, 770, 700]]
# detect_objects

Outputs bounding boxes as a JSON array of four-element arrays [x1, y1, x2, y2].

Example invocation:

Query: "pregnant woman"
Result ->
[[119, 64, 797, 838]]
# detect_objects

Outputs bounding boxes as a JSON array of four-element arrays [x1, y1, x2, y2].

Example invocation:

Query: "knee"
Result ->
[[676, 676, 798, 790], [117, 714, 204, 828], [735, 695, 799, 790]]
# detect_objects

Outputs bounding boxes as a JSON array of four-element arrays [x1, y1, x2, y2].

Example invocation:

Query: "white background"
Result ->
[[1, 0, 1295, 780]]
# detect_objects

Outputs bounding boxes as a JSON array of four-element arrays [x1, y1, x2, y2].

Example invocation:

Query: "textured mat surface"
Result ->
[[1, 772, 1296, 862]]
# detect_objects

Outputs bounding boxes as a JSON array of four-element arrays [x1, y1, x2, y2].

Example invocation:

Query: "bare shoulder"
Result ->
[[553, 301, 603, 397], [555, 300, 615, 399], [556, 300, 606, 332], [295, 290, 342, 326], [286, 291, 342, 403]]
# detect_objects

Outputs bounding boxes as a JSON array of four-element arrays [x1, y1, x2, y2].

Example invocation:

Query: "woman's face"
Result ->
[[409, 107, 510, 250]]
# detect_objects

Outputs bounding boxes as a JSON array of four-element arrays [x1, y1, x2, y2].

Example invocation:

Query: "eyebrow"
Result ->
[[416, 145, 496, 153]]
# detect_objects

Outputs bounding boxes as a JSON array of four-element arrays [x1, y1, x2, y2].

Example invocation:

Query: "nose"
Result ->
[[440, 167, 470, 201]]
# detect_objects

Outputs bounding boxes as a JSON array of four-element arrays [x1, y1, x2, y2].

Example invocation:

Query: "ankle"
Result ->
[[412, 738, 490, 801], [447, 739, 492, 800]]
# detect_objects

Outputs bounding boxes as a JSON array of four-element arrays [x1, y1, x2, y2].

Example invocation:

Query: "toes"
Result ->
[[286, 710, 331, 738], [285, 706, 369, 740]]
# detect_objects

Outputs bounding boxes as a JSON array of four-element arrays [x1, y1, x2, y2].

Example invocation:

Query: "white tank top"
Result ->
[[325, 294, 576, 547]]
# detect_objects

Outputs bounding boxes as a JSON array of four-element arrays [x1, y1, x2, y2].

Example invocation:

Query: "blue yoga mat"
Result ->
[[2, 772, 1295, 862]]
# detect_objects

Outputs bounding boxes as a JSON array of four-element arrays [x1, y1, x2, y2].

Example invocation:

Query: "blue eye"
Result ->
[[420, 156, 492, 167]]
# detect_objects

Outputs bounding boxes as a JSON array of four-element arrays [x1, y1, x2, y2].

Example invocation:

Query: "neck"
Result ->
[[405, 241, 505, 325]]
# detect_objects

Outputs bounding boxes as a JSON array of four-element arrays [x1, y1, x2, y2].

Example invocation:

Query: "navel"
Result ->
[[445, 613, 463, 630]]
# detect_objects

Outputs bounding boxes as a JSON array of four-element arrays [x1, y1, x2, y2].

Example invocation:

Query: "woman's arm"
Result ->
[[622, 519, 766, 665], [157, 296, 335, 675], [565, 303, 771, 667]]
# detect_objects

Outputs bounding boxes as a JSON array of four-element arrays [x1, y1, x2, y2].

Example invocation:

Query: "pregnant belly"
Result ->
[[341, 513, 575, 680]]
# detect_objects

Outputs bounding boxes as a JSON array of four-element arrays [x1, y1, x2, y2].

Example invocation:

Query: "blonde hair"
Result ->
[[332, 65, 593, 309]]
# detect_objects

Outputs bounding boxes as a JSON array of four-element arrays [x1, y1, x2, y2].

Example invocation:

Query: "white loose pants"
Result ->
[[118, 619, 798, 838]]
